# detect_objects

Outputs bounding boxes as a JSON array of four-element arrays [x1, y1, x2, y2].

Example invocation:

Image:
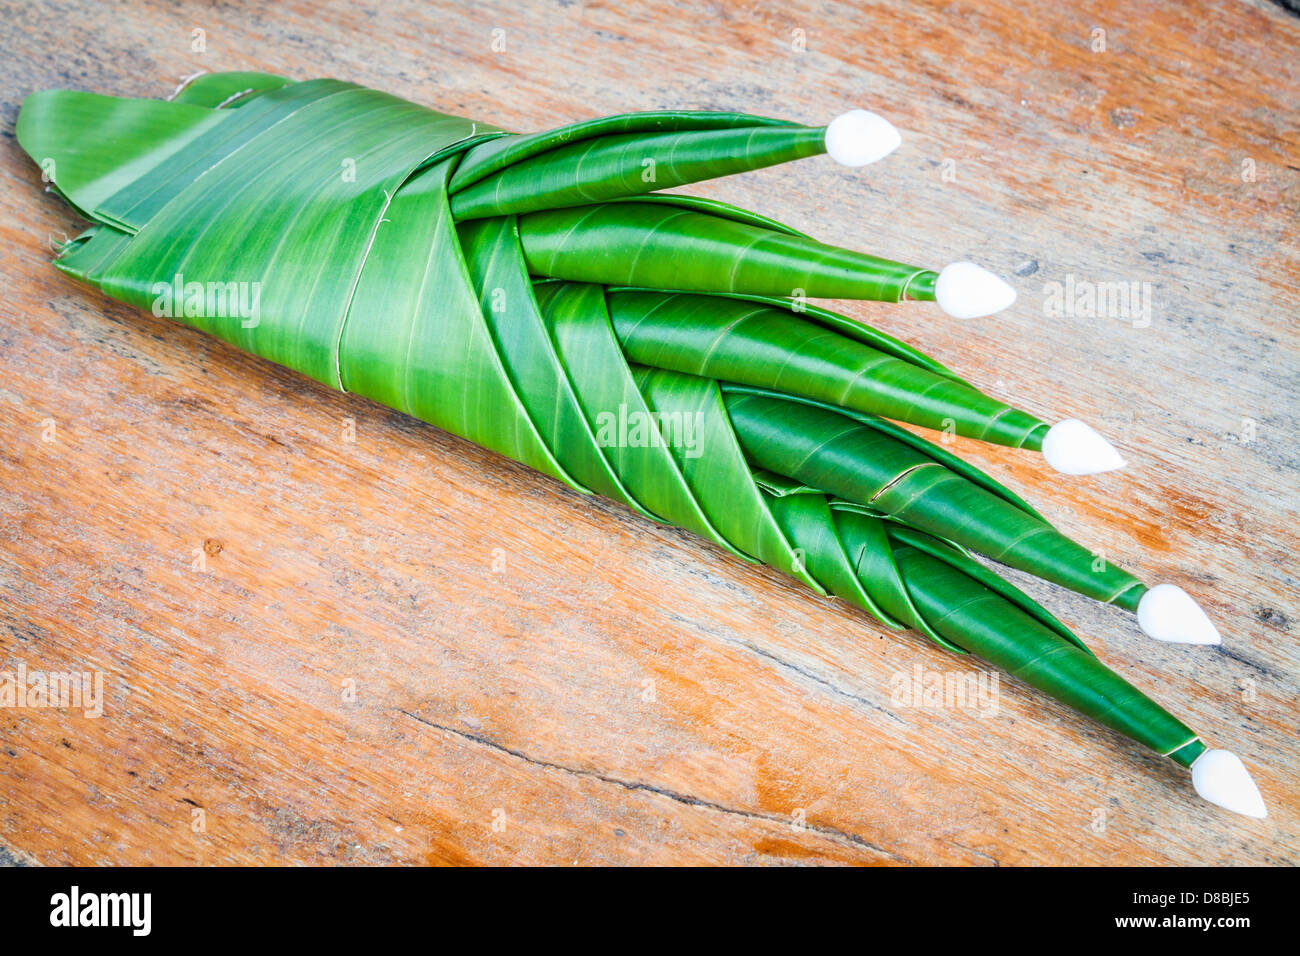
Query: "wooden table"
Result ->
[[1, 0, 1296, 866]]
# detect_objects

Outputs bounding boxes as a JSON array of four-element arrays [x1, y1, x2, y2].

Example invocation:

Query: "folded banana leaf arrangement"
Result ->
[[17, 71, 1267, 818]]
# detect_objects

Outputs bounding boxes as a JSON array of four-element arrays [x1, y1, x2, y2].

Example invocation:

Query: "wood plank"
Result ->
[[0, 0, 1295, 865]]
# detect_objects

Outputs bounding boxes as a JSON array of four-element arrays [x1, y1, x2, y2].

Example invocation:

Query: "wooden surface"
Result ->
[[1, 0, 1296, 866]]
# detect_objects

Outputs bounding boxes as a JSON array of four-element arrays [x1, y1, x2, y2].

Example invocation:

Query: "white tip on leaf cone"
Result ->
[[1041, 419, 1126, 475], [1137, 584, 1221, 645], [934, 262, 1017, 319], [824, 110, 902, 167], [1191, 750, 1267, 818]]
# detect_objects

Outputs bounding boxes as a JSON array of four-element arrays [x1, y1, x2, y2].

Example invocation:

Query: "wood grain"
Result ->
[[0, 0, 1296, 865]]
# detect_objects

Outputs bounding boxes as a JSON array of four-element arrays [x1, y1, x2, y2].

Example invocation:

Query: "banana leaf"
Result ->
[[722, 388, 1146, 610], [607, 289, 1048, 448], [761, 486, 1201, 765], [171, 71, 294, 108], [517, 200, 939, 301], [887, 527, 1202, 767], [450, 122, 826, 219], [16, 72, 1213, 789]]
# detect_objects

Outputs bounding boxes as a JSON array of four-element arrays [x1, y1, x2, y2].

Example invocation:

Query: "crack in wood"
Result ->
[[397, 709, 906, 862]]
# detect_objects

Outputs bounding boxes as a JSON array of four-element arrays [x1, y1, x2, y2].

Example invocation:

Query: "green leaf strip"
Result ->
[[894, 540, 1199, 759], [170, 71, 295, 109], [608, 290, 1048, 448], [450, 124, 825, 219], [721, 389, 1146, 607], [516, 200, 938, 302], [449, 109, 804, 193]]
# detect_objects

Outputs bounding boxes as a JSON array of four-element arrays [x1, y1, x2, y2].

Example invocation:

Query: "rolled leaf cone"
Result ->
[[765, 491, 1204, 767], [449, 123, 827, 219], [17, 73, 1210, 783], [606, 290, 1048, 449], [881, 525, 1203, 767], [721, 389, 1146, 610], [517, 200, 939, 301]]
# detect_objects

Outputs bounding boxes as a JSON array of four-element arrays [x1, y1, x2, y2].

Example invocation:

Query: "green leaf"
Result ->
[[96, 79, 360, 233], [531, 281, 742, 556], [450, 123, 825, 219], [517, 200, 938, 302], [18, 72, 1200, 774], [170, 71, 294, 108], [767, 492, 914, 632], [608, 290, 1047, 447], [450, 109, 800, 193], [894, 541, 1199, 761], [631, 365, 820, 590], [723, 385, 1044, 518], [704, 292, 959, 377], [883, 523, 1092, 655], [457, 216, 652, 509], [16, 90, 225, 220], [723, 390, 1144, 607], [93, 82, 486, 389], [337, 160, 567, 483]]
